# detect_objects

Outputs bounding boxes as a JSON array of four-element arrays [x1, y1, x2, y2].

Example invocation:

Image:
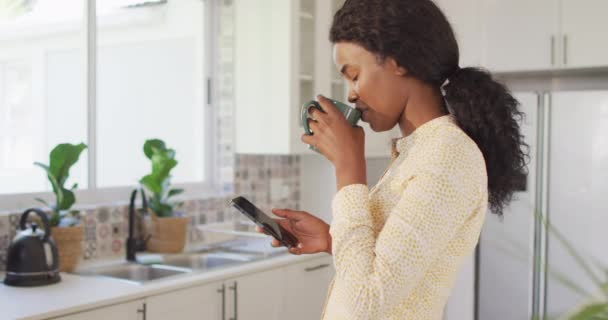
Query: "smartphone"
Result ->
[[230, 196, 299, 248]]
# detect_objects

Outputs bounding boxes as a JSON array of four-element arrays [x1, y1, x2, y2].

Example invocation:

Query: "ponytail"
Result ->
[[443, 67, 529, 216]]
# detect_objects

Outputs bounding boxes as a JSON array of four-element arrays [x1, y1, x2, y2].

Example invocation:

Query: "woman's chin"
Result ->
[[367, 120, 393, 132]]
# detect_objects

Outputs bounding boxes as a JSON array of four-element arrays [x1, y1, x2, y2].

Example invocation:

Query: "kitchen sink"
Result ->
[[77, 263, 190, 284], [155, 251, 258, 270]]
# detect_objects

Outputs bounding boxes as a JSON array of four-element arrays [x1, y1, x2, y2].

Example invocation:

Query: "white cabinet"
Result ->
[[481, 0, 559, 72], [434, 0, 483, 67], [281, 256, 334, 320], [50, 257, 334, 320], [226, 268, 285, 320], [52, 300, 145, 320], [560, 0, 608, 69], [481, 0, 608, 72], [234, 0, 316, 155], [146, 281, 223, 320]]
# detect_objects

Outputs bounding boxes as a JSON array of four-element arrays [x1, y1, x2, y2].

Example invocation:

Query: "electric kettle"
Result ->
[[3, 208, 61, 287]]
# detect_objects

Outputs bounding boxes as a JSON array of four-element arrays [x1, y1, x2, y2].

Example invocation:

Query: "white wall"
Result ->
[[299, 154, 475, 320], [299, 155, 390, 222]]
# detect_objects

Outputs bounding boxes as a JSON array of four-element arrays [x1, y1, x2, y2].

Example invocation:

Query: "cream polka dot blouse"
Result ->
[[321, 115, 488, 320]]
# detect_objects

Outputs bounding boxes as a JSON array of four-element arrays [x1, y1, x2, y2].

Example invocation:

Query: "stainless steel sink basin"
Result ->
[[157, 252, 257, 270], [77, 263, 190, 284]]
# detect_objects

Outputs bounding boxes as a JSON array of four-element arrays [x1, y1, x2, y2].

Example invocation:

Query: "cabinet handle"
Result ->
[[229, 281, 238, 320], [563, 34, 568, 66], [137, 302, 147, 320], [551, 35, 556, 66], [305, 263, 330, 272], [217, 284, 226, 320]]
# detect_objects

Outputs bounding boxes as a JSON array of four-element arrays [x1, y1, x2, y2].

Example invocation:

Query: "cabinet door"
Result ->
[[481, 0, 558, 72], [234, 0, 293, 154], [146, 281, 223, 320], [52, 300, 144, 320], [282, 256, 335, 320], [560, 0, 608, 68], [226, 268, 285, 320], [434, 0, 482, 67]]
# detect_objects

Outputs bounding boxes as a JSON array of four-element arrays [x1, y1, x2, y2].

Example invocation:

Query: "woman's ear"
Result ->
[[387, 57, 407, 76]]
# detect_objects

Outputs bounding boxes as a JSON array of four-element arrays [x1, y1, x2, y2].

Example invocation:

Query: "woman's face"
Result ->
[[333, 42, 409, 132]]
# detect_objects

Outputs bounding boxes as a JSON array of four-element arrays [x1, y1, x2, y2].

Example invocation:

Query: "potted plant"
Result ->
[[139, 139, 188, 253], [34, 143, 87, 272]]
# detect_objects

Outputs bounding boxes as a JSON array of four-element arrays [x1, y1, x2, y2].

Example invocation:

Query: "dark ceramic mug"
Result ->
[[300, 98, 362, 152]]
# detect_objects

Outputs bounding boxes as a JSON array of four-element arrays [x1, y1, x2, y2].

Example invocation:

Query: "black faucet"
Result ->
[[127, 188, 148, 262]]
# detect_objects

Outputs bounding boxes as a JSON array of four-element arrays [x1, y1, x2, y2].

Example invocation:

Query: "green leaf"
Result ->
[[57, 188, 75, 211], [168, 189, 184, 198], [568, 303, 608, 320], [34, 198, 50, 207], [140, 139, 182, 217], [143, 139, 167, 159], [140, 175, 161, 194], [535, 209, 607, 298], [48, 143, 87, 186], [34, 143, 87, 226]]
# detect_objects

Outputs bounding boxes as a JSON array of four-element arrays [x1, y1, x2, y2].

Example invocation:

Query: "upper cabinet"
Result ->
[[234, 0, 315, 155], [481, 0, 559, 72], [480, 0, 608, 72], [434, 0, 483, 67], [560, 0, 608, 69]]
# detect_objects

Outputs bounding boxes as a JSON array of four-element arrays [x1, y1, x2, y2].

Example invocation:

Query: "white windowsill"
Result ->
[[0, 182, 228, 215]]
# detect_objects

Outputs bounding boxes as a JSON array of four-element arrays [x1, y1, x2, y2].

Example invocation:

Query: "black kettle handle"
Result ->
[[20, 208, 51, 241]]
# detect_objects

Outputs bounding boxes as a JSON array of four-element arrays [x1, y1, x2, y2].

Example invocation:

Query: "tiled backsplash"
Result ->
[[0, 154, 300, 270]]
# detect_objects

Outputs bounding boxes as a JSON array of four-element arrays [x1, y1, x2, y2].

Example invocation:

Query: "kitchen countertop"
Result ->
[[1, 251, 329, 320]]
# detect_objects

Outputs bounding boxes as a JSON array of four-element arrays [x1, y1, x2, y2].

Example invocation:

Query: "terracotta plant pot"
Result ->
[[51, 224, 84, 273], [146, 211, 189, 253]]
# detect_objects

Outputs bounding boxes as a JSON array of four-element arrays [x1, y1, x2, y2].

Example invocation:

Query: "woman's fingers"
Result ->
[[316, 95, 341, 119], [270, 238, 281, 247], [271, 208, 304, 221], [308, 118, 324, 134], [288, 247, 301, 255], [255, 226, 266, 234], [308, 105, 330, 127]]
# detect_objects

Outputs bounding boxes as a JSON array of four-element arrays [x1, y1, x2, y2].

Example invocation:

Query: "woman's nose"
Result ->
[[348, 91, 358, 104]]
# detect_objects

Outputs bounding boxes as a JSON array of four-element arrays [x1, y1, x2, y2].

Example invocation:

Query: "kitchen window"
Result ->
[[0, 0, 219, 210]]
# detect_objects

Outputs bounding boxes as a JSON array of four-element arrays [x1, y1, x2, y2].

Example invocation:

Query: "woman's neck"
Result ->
[[399, 83, 447, 136]]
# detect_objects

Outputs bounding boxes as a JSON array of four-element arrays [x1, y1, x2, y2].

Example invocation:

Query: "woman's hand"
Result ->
[[302, 95, 367, 189], [256, 208, 332, 255]]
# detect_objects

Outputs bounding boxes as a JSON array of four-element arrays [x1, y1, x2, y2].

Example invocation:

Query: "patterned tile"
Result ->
[[8, 213, 21, 239]]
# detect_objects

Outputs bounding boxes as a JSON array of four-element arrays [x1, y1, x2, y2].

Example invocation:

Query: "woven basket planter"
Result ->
[[146, 210, 189, 253], [51, 224, 84, 273]]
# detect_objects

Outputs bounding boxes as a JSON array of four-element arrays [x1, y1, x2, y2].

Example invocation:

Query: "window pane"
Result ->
[[0, 0, 88, 194], [96, 0, 207, 188]]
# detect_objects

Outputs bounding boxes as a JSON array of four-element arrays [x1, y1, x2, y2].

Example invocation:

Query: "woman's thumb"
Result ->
[[271, 208, 302, 220]]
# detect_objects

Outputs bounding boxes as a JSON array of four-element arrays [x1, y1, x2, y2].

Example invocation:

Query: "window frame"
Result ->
[[0, 0, 221, 213]]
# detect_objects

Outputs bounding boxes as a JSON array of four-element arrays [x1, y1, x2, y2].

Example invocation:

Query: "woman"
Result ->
[[261, 0, 527, 319]]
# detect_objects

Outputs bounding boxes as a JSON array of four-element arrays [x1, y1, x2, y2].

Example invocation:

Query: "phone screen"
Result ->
[[230, 196, 298, 248]]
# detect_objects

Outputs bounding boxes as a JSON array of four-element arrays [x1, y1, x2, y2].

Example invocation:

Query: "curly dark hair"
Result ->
[[330, 0, 528, 216]]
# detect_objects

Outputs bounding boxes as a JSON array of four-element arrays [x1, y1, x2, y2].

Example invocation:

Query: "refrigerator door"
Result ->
[[478, 92, 539, 319], [545, 91, 608, 317]]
